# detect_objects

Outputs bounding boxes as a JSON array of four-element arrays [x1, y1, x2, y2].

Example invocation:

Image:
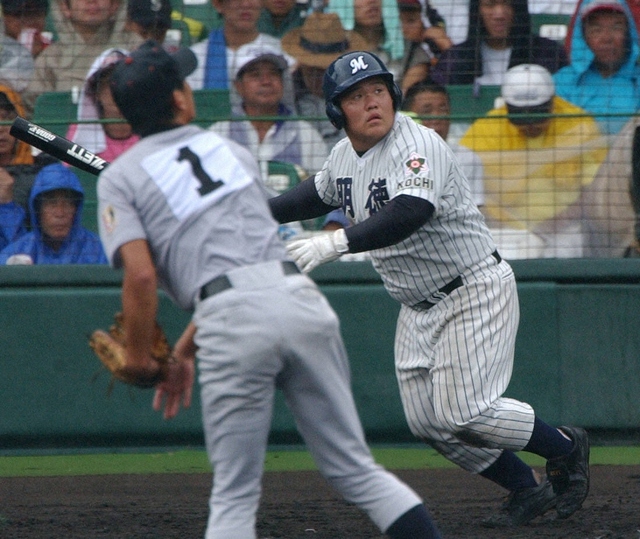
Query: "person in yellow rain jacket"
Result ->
[[459, 63, 608, 258]]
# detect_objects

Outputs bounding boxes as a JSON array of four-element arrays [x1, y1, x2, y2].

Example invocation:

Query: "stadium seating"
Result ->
[[33, 91, 78, 137], [192, 89, 232, 127], [72, 167, 100, 233], [530, 13, 571, 42], [447, 84, 502, 123], [266, 160, 302, 194]]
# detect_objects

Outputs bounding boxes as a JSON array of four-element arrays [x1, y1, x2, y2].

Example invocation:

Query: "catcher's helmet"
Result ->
[[323, 51, 402, 130]]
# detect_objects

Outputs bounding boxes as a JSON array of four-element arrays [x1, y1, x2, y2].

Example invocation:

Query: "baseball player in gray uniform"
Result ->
[[96, 41, 441, 539], [269, 51, 590, 528]]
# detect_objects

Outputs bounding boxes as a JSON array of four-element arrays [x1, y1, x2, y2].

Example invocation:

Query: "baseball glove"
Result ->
[[89, 312, 175, 389]]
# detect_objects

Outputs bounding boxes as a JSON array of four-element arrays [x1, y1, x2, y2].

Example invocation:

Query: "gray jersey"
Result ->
[[98, 124, 437, 538], [97, 125, 287, 310], [314, 113, 495, 306]]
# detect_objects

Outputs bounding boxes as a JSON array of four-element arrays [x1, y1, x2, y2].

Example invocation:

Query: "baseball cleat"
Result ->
[[481, 478, 557, 528], [546, 426, 590, 519]]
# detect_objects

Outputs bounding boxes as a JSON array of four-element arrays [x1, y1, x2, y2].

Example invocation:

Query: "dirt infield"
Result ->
[[1, 465, 638, 538]]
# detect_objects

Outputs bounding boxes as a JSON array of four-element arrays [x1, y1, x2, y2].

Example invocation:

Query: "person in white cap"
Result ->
[[554, 0, 640, 135], [459, 63, 609, 258], [186, 0, 295, 110], [209, 45, 328, 188]]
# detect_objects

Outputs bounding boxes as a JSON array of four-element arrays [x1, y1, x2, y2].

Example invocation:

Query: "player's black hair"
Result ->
[[110, 41, 197, 137], [125, 83, 182, 137]]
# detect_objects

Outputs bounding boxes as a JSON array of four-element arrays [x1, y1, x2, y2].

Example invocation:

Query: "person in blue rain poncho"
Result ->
[[0, 163, 107, 264], [553, 0, 640, 135]]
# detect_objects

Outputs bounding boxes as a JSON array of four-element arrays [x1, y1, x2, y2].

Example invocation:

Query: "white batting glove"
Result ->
[[286, 229, 350, 273]]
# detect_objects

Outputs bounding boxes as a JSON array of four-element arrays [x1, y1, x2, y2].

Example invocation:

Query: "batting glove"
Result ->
[[286, 229, 350, 273]]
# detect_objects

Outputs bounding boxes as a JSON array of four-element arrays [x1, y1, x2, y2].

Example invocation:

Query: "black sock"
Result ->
[[479, 450, 538, 491], [386, 504, 442, 539], [523, 417, 573, 459]]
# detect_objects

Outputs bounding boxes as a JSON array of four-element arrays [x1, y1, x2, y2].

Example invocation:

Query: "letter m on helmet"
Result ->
[[322, 51, 402, 130], [350, 55, 369, 74]]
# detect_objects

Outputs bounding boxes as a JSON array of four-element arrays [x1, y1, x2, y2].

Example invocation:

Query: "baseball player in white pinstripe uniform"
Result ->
[[97, 41, 441, 539], [269, 51, 591, 527]]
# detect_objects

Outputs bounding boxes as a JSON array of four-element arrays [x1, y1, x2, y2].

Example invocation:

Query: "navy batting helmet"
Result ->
[[323, 51, 403, 129]]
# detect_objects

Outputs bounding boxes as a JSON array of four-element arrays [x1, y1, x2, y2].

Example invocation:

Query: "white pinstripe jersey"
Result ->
[[314, 113, 496, 306]]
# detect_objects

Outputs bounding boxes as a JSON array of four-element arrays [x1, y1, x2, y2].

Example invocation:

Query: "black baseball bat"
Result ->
[[10, 116, 109, 176]]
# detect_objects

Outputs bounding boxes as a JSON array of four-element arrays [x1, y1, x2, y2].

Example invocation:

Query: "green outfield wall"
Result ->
[[1, 259, 640, 450]]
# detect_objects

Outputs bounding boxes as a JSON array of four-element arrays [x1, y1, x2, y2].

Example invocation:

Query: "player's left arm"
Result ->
[[286, 194, 434, 273], [343, 195, 434, 253], [269, 174, 339, 223]]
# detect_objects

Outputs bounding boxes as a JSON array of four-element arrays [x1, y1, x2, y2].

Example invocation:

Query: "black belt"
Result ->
[[199, 261, 300, 301], [413, 251, 501, 311]]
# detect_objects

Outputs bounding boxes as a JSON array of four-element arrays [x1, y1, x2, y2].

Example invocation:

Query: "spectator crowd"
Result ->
[[1, 0, 640, 262]]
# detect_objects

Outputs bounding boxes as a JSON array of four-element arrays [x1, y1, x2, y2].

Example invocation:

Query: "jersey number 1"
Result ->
[[178, 147, 223, 196]]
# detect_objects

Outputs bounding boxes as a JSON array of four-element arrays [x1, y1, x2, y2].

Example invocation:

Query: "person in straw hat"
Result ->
[[282, 11, 368, 149]]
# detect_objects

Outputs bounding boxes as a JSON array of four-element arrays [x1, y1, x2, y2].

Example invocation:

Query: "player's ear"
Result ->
[[172, 86, 189, 114]]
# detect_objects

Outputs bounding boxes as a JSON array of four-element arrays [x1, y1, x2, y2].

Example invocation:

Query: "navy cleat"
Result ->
[[546, 426, 590, 519], [481, 478, 557, 528]]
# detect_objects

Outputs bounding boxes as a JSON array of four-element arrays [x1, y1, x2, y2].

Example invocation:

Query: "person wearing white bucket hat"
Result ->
[[459, 63, 609, 258], [209, 43, 328, 193]]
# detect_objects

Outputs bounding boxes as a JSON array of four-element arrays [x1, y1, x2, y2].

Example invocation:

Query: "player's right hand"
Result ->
[[286, 229, 349, 273], [153, 358, 195, 420]]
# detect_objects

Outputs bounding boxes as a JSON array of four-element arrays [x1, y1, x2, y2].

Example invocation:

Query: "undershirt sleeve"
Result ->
[[269, 181, 435, 254], [269, 176, 338, 223], [345, 195, 435, 253]]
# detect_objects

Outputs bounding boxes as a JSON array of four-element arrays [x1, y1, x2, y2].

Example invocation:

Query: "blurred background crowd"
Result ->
[[1, 0, 640, 263]]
